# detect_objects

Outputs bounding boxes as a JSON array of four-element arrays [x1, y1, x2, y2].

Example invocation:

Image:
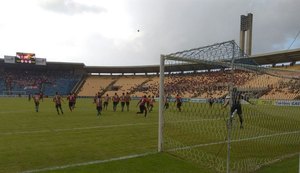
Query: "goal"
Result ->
[[158, 40, 300, 173]]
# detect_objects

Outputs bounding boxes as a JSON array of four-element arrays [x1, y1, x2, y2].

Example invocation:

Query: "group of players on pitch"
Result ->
[[31, 92, 75, 115], [30, 87, 244, 128], [30, 91, 158, 118], [165, 88, 244, 129], [94, 88, 244, 127], [94, 92, 156, 117]]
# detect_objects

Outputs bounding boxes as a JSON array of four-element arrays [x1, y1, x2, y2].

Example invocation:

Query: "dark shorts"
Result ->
[[140, 105, 146, 112], [35, 102, 39, 106], [69, 102, 73, 107], [177, 102, 182, 108], [164, 103, 169, 109], [231, 104, 242, 115], [126, 102, 130, 106], [97, 106, 102, 112], [56, 104, 62, 108], [121, 102, 125, 107]]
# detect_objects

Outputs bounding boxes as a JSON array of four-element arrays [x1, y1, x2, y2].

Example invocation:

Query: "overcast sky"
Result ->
[[0, 0, 300, 66]]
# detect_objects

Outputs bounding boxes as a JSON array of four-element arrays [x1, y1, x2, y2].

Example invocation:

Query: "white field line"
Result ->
[[21, 152, 157, 173], [19, 130, 300, 173], [0, 118, 220, 136], [168, 130, 300, 152], [0, 122, 157, 135]]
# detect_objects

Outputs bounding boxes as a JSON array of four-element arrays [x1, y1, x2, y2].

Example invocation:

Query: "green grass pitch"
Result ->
[[0, 97, 298, 173]]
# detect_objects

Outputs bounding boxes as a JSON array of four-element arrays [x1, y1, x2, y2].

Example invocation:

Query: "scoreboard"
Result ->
[[4, 53, 46, 65], [16, 52, 36, 64]]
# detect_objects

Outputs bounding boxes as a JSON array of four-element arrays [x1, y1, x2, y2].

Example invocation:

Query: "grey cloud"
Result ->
[[39, 0, 106, 15], [46, 0, 300, 66], [83, 33, 156, 66], [251, 0, 300, 53], [124, 0, 300, 58]]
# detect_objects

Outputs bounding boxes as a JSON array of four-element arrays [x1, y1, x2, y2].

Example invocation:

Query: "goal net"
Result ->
[[158, 40, 300, 173]]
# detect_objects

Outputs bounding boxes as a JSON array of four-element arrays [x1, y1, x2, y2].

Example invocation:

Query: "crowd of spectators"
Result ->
[[130, 77, 159, 97], [163, 70, 255, 98], [262, 79, 300, 99], [129, 69, 299, 100], [4, 70, 52, 93], [1, 69, 81, 96], [131, 70, 255, 98], [2, 67, 298, 100], [278, 79, 300, 94]]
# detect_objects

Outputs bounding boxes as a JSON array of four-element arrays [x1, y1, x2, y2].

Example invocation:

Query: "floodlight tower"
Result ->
[[240, 13, 253, 56]]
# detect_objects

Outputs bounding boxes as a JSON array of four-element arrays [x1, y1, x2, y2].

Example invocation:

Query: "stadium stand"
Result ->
[[261, 78, 300, 100], [0, 61, 83, 96], [109, 76, 147, 94], [2, 64, 300, 100], [42, 71, 81, 96], [0, 47, 300, 99], [78, 75, 162, 97], [2, 69, 81, 96], [77, 76, 116, 96], [156, 70, 255, 98], [0, 76, 5, 94]]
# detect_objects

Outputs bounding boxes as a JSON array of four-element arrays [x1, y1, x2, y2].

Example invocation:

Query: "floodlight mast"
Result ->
[[240, 13, 253, 56]]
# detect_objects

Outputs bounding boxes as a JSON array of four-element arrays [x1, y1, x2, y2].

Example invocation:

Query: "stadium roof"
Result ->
[[248, 48, 300, 65], [84, 48, 300, 74], [85, 65, 160, 74], [1, 48, 300, 74], [0, 59, 85, 71]]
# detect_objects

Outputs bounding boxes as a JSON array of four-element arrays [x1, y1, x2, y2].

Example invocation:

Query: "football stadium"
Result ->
[[0, 5, 300, 173], [1, 41, 300, 173]]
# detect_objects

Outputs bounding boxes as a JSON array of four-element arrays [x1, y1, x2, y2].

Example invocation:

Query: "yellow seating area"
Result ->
[[78, 68, 300, 100], [77, 76, 116, 96]]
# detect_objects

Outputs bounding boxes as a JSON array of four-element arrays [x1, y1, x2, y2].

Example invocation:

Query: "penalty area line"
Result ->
[[21, 152, 156, 173], [0, 122, 157, 135], [0, 118, 220, 136], [168, 130, 300, 152]]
